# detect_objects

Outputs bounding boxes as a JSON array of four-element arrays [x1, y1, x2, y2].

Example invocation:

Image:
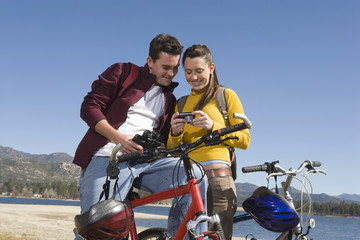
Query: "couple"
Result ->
[[73, 34, 250, 240]]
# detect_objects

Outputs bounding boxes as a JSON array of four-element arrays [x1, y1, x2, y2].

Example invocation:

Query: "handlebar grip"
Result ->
[[305, 159, 322, 168], [242, 164, 269, 173], [116, 151, 142, 163], [233, 113, 252, 129], [217, 114, 251, 136], [312, 161, 322, 167], [218, 122, 248, 136]]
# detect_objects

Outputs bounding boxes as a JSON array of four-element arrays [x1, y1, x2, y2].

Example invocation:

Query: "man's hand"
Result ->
[[94, 119, 143, 154], [118, 134, 143, 154]]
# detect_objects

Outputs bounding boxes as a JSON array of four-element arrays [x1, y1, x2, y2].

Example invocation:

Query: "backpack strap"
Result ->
[[215, 86, 230, 127], [177, 95, 189, 113], [215, 87, 238, 180]]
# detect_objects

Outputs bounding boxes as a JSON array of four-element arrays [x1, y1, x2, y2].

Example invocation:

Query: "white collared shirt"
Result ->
[[94, 84, 165, 156]]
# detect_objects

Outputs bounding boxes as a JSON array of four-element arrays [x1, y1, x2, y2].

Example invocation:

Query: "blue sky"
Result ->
[[1, 0, 359, 196]]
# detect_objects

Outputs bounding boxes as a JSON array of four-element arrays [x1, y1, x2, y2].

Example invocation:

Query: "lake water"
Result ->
[[0, 196, 80, 206], [1, 197, 359, 239]]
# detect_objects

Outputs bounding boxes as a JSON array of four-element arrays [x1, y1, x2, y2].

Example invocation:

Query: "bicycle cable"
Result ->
[[300, 171, 314, 228], [170, 152, 207, 231], [290, 172, 313, 229]]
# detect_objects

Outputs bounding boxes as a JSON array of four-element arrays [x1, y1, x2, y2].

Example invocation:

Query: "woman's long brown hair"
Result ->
[[182, 44, 222, 111]]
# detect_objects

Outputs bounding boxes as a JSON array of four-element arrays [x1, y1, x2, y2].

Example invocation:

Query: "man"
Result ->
[[73, 34, 207, 239]]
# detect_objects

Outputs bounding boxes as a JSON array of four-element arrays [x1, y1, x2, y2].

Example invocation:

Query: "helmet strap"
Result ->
[[98, 176, 120, 202], [99, 176, 111, 201], [266, 175, 279, 194], [274, 176, 279, 194], [111, 177, 120, 200]]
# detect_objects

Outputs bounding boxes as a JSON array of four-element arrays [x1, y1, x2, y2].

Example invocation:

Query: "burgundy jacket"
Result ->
[[73, 62, 178, 170]]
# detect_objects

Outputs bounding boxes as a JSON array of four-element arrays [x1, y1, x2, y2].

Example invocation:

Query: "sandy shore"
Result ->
[[0, 204, 245, 239]]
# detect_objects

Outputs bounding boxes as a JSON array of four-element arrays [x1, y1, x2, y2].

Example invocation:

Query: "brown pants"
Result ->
[[207, 176, 237, 240]]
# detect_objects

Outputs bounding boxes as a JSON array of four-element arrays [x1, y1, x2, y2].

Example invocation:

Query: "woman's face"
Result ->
[[183, 57, 214, 91]]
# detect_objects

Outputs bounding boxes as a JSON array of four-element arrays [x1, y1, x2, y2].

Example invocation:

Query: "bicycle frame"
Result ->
[[128, 155, 209, 240], [109, 113, 252, 240]]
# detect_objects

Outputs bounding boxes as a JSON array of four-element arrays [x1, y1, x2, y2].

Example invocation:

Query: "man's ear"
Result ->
[[147, 56, 153, 68]]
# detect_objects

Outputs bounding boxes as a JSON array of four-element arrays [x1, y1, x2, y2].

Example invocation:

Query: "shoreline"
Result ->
[[2, 195, 358, 219], [0, 203, 245, 240], [0, 194, 80, 201]]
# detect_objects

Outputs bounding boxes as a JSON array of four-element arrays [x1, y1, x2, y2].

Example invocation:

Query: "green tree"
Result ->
[[68, 181, 79, 199]]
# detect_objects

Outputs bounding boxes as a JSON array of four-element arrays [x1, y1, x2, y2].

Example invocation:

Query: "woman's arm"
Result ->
[[223, 88, 251, 150]]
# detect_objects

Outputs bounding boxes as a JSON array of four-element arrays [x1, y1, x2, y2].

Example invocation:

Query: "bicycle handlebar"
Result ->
[[241, 163, 271, 173], [216, 113, 251, 135], [116, 151, 142, 163], [112, 113, 252, 163], [311, 161, 322, 167], [242, 160, 326, 178]]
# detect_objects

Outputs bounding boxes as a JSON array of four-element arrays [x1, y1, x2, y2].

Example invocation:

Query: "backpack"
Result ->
[[176, 86, 238, 180]]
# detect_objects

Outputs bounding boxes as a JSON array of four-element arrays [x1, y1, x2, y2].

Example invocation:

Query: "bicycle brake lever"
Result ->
[[224, 136, 239, 141], [203, 135, 238, 146], [315, 169, 327, 175], [216, 136, 239, 145]]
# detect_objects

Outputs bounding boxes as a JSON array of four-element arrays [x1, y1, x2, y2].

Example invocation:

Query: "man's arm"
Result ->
[[94, 119, 143, 154], [80, 63, 126, 129], [81, 63, 143, 154]]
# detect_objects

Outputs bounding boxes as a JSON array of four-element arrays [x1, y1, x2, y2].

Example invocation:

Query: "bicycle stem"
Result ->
[[183, 155, 196, 180], [279, 171, 306, 240], [281, 170, 295, 203]]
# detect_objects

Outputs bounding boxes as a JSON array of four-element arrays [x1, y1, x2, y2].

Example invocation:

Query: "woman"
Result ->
[[167, 44, 250, 239]]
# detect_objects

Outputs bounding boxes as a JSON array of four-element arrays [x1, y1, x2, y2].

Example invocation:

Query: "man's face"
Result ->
[[147, 52, 180, 86]]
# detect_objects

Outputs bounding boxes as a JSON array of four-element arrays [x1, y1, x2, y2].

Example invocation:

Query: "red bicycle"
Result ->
[[76, 113, 251, 240]]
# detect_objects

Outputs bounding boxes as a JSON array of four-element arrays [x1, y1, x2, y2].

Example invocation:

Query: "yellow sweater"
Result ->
[[167, 88, 250, 164]]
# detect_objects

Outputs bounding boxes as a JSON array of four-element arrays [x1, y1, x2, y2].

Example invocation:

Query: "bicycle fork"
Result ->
[[176, 156, 225, 240]]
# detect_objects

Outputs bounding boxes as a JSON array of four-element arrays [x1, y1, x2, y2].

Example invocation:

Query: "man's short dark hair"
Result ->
[[149, 34, 183, 61]]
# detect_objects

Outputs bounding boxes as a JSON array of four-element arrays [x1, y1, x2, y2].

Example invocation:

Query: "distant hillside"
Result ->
[[235, 182, 360, 205], [337, 193, 360, 203], [0, 145, 79, 183], [0, 145, 73, 163], [1, 145, 360, 204]]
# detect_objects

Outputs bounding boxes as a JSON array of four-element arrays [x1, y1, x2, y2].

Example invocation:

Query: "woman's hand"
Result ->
[[191, 110, 214, 131], [170, 112, 186, 136]]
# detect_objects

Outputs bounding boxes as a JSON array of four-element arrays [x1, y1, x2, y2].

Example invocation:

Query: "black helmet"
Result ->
[[75, 199, 134, 239], [242, 186, 300, 232]]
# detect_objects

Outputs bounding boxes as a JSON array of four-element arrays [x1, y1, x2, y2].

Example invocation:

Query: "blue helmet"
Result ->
[[242, 186, 300, 232]]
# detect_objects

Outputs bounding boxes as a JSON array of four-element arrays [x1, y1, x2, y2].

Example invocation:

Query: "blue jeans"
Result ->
[[74, 156, 208, 239]]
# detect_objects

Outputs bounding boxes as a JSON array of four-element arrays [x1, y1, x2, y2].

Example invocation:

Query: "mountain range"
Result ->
[[1, 145, 360, 204], [235, 182, 360, 204], [0, 145, 80, 183]]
